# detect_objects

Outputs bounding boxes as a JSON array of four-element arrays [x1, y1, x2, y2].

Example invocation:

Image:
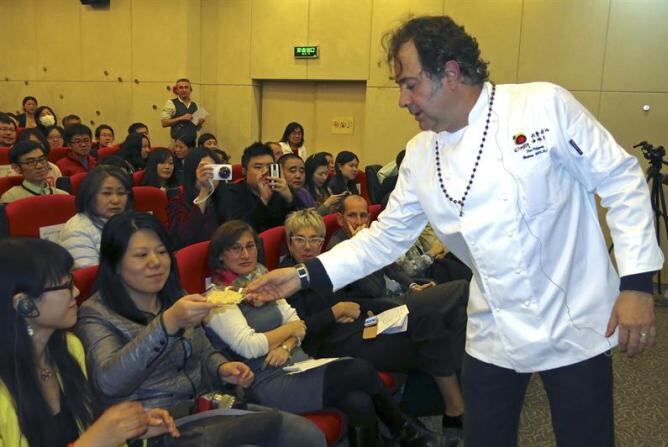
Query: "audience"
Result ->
[[59, 166, 133, 268], [34, 106, 58, 136], [142, 147, 179, 192], [0, 112, 18, 146], [117, 132, 151, 171], [161, 78, 203, 139], [1, 141, 68, 203], [56, 124, 97, 176], [216, 142, 296, 233], [280, 209, 468, 434], [94, 124, 115, 150], [75, 211, 325, 446], [172, 130, 196, 184], [0, 238, 179, 447], [328, 150, 360, 195], [168, 147, 223, 249], [305, 152, 346, 214], [62, 114, 82, 129], [16, 96, 38, 128], [278, 153, 317, 210], [45, 125, 66, 150], [127, 121, 149, 137], [278, 122, 307, 158], [205, 220, 443, 446]]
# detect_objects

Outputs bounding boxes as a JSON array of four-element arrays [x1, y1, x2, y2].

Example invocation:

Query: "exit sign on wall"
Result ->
[[294, 46, 319, 59]]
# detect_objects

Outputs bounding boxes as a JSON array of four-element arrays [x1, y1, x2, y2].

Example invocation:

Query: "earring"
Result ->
[[26, 323, 34, 337]]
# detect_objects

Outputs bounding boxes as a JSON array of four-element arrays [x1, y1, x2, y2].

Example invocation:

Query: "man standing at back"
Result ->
[[160, 78, 204, 140], [248, 15, 663, 446]]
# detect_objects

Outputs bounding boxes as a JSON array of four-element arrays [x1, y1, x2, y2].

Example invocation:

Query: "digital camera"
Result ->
[[211, 164, 233, 182]]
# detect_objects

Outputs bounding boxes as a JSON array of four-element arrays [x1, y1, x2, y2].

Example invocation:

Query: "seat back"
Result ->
[[97, 145, 121, 160], [131, 186, 168, 228], [258, 225, 286, 271], [132, 170, 145, 185], [2, 194, 76, 239], [73, 264, 99, 305], [356, 170, 370, 203], [232, 164, 243, 181], [368, 203, 382, 223], [0, 176, 23, 197], [322, 213, 340, 250], [69, 172, 88, 196], [0, 147, 10, 165], [47, 147, 70, 163], [175, 240, 212, 294]]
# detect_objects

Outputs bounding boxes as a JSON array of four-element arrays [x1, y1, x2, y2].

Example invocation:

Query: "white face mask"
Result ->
[[39, 114, 56, 126]]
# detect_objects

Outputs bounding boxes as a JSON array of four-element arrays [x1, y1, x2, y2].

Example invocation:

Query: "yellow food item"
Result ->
[[207, 289, 245, 305]]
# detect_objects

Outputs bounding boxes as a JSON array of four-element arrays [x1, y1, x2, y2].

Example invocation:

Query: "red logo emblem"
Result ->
[[513, 134, 527, 145]]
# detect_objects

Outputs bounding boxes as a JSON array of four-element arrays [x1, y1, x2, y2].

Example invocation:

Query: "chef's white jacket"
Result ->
[[318, 82, 663, 372]]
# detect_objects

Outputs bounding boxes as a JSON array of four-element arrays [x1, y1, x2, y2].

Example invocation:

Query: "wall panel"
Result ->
[[518, 0, 610, 90], [34, 0, 82, 81], [0, 1, 37, 81]]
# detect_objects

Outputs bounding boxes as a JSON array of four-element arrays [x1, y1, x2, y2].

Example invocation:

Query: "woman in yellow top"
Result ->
[[0, 238, 179, 447]]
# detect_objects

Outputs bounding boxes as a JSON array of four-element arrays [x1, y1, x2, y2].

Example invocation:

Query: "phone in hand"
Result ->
[[269, 163, 281, 178]]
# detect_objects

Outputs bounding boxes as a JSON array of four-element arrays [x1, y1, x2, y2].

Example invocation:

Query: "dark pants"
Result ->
[[462, 352, 614, 447]]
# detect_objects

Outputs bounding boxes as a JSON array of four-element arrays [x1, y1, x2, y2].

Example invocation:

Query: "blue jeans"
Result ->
[[462, 352, 614, 447]]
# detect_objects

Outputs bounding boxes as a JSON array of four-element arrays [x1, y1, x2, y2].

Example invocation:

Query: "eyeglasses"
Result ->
[[70, 138, 91, 145], [0, 125, 16, 132], [42, 278, 74, 294], [18, 156, 49, 168], [290, 235, 324, 247], [225, 242, 257, 257]]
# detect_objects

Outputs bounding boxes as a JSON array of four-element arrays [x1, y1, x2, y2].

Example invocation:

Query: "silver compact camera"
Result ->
[[211, 164, 233, 182]]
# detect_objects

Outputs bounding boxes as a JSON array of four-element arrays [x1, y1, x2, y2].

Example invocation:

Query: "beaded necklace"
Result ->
[[435, 83, 496, 217]]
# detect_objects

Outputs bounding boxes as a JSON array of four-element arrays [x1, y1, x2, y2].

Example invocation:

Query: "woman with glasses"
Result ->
[[0, 237, 179, 447], [0, 140, 68, 203], [75, 211, 325, 446], [45, 125, 66, 150], [205, 219, 442, 447], [59, 166, 133, 268]]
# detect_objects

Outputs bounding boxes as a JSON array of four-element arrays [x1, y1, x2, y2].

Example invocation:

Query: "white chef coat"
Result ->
[[279, 142, 307, 159], [318, 82, 663, 372]]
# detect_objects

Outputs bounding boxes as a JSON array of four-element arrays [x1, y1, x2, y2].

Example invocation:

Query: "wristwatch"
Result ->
[[295, 263, 310, 289], [280, 343, 292, 357]]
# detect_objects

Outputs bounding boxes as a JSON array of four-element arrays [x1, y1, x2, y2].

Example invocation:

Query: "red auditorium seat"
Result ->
[[132, 170, 145, 185], [0, 176, 23, 197], [259, 225, 286, 270], [175, 240, 211, 294], [368, 204, 382, 223], [356, 170, 370, 203], [132, 186, 168, 228], [73, 265, 99, 305], [0, 147, 10, 164], [47, 147, 70, 163], [322, 213, 340, 249], [232, 163, 243, 181], [1, 194, 76, 238], [97, 145, 121, 160], [301, 411, 345, 446], [69, 172, 88, 196]]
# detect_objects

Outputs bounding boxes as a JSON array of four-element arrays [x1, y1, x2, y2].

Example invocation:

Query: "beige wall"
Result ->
[[2, 0, 668, 272]]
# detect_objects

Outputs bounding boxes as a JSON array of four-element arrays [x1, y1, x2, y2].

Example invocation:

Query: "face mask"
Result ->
[[39, 114, 56, 126]]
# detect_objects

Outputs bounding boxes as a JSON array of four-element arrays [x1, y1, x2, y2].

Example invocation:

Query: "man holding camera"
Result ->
[[217, 142, 296, 233]]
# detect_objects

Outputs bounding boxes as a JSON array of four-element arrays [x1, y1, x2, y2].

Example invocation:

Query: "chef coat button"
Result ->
[[495, 307, 501, 312], [515, 269, 521, 275]]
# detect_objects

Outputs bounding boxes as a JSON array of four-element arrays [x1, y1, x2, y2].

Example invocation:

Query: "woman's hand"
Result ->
[[75, 401, 150, 447], [163, 294, 219, 334], [141, 408, 180, 439], [323, 191, 346, 210], [288, 320, 307, 338], [219, 361, 255, 387], [264, 347, 290, 368], [196, 161, 216, 192]]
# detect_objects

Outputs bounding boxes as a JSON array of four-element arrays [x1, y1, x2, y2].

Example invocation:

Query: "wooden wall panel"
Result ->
[[34, 0, 82, 81]]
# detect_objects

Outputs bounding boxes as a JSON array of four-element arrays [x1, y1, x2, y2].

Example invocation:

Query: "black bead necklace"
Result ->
[[435, 83, 495, 217]]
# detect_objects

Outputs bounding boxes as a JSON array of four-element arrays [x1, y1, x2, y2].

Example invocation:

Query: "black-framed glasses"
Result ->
[[290, 235, 324, 247], [70, 138, 91, 145], [18, 156, 49, 168], [42, 278, 74, 294]]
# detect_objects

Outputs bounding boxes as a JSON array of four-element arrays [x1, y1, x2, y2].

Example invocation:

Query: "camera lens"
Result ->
[[221, 167, 231, 178]]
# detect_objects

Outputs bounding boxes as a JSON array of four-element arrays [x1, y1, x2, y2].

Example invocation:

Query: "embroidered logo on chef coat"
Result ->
[[513, 128, 550, 160]]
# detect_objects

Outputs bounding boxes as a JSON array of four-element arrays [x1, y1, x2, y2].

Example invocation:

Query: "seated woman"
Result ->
[[167, 147, 224, 250], [198, 133, 230, 163], [142, 147, 179, 193], [278, 122, 307, 158], [328, 150, 360, 195], [173, 130, 196, 184], [16, 96, 38, 128], [279, 209, 467, 432], [34, 105, 58, 137], [75, 211, 326, 447], [94, 124, 115, 149], [118, 132, 151, 171], [0, 237, 179, 447], [45, 125, 66, 150], [205, 219, 442, 447], [304, 153, 346, 215], [59, 166, 133, 268]]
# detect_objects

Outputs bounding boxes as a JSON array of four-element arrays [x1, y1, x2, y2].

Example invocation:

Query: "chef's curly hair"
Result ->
[[384, 15, 489, 85]]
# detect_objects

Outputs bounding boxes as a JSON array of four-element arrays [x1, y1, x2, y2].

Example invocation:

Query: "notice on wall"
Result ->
[[331, 116, 354, 135]]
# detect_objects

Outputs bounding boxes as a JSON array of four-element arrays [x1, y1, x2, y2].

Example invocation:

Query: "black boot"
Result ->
[[395, 417, 446, 447], [348, 423, 380, 447]]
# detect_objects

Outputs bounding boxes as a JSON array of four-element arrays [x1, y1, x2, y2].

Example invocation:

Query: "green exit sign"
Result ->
[[294, 46, 319, 59]]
